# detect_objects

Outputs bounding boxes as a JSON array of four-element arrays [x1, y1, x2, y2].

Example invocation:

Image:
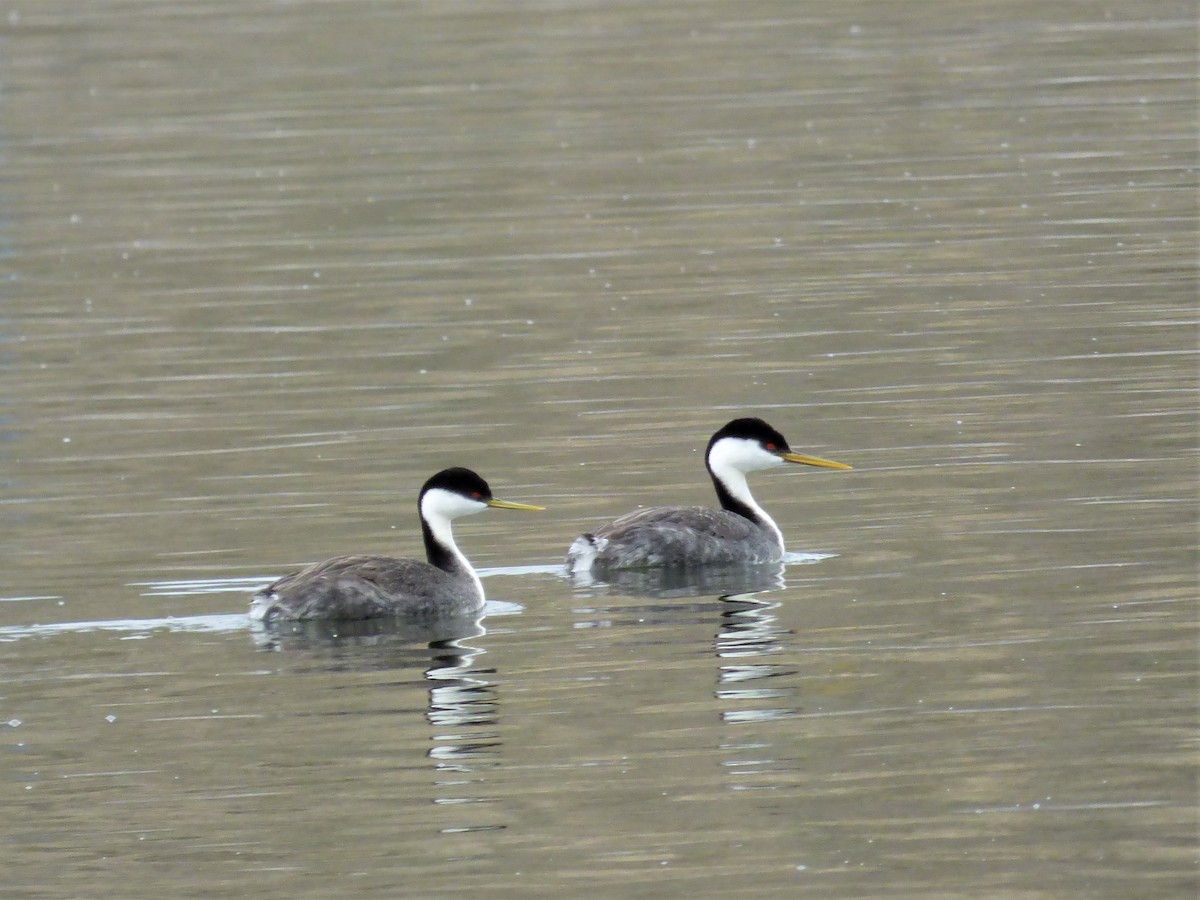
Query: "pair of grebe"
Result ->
[[249, 418, 850, 623]]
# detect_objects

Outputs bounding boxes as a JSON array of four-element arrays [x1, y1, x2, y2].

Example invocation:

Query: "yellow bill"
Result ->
[[486, 498, 546, 511], [779, 451, 852, 471]]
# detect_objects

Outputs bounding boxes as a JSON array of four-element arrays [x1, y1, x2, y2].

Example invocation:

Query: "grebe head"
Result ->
[[705, 418, 852, 479], [419, 467, 544, 527]]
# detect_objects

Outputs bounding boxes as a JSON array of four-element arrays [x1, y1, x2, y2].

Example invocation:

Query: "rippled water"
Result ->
[[2, 2, 1195, 897]]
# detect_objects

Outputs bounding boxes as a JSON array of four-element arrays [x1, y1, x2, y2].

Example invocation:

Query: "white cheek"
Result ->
[[421, 488, 487, 521], [709, 438, 781, 473], [757, 448, 785, 469]]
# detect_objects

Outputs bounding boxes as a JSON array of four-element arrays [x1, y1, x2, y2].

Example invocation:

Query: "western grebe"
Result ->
[[250, 467, 543, 622], [565, 417, 849, 573]]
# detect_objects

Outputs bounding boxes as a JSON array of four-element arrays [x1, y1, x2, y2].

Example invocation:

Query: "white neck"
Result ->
[[707, 437, 786, 550], [421, 488, 487, 598]]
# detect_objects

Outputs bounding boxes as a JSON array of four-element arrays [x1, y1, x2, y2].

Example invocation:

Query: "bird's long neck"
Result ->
[[421, 515, 483, 598], [709, 467, 784, 550]]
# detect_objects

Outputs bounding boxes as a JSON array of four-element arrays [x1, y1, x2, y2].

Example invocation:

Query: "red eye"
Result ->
[[765, 443, 777, 451], [471, 491, 483, 499]]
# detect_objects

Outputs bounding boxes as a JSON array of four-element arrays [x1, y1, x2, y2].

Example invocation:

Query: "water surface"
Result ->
[[1, 2, 1195, 897]]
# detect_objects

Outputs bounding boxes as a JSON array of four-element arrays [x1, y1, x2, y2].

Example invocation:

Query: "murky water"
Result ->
[[2, 2, 1195, 897]]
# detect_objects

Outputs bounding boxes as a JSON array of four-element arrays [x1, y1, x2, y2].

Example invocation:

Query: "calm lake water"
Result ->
[[2, 2, 1196, 897]]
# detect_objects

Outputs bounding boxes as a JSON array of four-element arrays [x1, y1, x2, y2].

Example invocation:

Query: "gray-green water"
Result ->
[[2, 2, 1195, 897]]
